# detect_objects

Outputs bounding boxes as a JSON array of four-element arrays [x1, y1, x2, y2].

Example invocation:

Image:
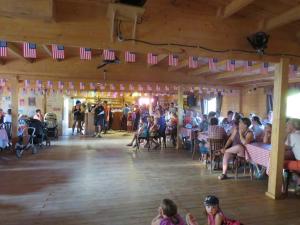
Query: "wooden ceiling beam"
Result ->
[[188, 60, 227, 76], [148, 54, 168, 68], [212, 63, 261, 80], [260, 5, 300, 31], [225, 74, 274, 85], [168, 59, 188, 72], [42, 45, 52, 57], [0, 0, 55, 22], [7, 43, 34, 63], [218, 0, 255, 19]]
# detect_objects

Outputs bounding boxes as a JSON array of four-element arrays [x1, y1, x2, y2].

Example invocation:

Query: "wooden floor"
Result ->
[[0, 132, 300, 225]]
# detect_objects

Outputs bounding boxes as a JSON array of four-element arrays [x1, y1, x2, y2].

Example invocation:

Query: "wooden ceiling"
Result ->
[[1, 0, 300, 88]]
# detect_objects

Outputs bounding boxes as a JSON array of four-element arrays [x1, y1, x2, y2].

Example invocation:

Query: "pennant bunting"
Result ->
[[0, 41, 8, 57], [147, 53, 158, 65], [58, 81, 64, 90], [36, 80, 42, 88], [103, 49, 115, 60], [79, 82, 85, 90], [168, 54, 179, 67], [146, 84, 152, 91], [90, 82, 96, 89], [245, 61, 253, 72], [165, 85, 170, 91], [188, 56, 198, 69], [208, 58, 218, 71], [23, 42, 37, 58], [69, 81, 74, 90], [156, 85, 161, 92], [226, 59, 235, 72], [80, 47, 92, 60], [52, 44, 65, 59], [47, 80, 53, 89], [120, 84, 125, 91], [138, 84, 143, 92], [24, 80, 30, 88], [261, 62, 269, 74], [0, 79, 6, 87], [125, 51, 136, 63], [129, 84, 134, 91]]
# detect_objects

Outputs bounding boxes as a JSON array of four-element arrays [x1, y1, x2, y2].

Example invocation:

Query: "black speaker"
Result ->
[[187, 94, 196, 107], [247, 32, 269, 55], [119, 0, 147, 6]]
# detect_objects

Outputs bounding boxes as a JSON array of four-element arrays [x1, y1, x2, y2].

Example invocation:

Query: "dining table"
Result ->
[[245, 142, 272, 175]]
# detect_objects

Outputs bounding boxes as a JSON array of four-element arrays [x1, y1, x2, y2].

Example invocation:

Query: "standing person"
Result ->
[[33, 109, 44, 122], [109, 106, 113, 130], [0, 109, 5, 124], [133, 105, 140, 131], [169, 102, 177, 114], [72, 101, 82, 135], [103, 101, 110, 134], [121, 103, 130, 131], [4, 109, 12, 123], [94, 102, 105, 138]]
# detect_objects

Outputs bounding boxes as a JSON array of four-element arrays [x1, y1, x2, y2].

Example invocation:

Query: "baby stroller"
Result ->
[[0, 123, 9, 151], [44, 112, 58, 140]]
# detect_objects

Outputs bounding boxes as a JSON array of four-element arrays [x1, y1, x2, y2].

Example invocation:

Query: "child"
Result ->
[[151, 199, 186, 225], [199, 140, 208, 163], [186, 195, 242, 225]]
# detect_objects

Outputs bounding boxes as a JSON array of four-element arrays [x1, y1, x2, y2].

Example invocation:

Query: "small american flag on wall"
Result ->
[[23, 42, 37, 58], [103, 49, 115, 60], [79, 82, 85, 90], [24, 80, 30, 88], [90, 82, 95, 89], [245, 61, 253, 72], [147, 53, 158, 65], [261, 62, 269, 74], [208, 58, 218, 71], [125, 51, 136, 63], [58, 81, 64, 90], [0, 41, 7, 57], [188, 56, 198, 69], [47, 80, 53, 89], [226, 59, 235, 72], [168, 54, 178, 67], [80, 47, 92, 60], [52, 44, 65, 59], [69, 81, 74, 89], [36, 80, 42, 88]]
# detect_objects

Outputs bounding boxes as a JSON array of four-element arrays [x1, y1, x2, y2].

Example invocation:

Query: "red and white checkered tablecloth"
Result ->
[[245, 143, 272, 175]]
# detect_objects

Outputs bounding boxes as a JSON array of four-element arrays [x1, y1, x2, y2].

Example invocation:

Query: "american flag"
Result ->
[[138, 84, 143, 91], [80, 47, 92, 60], [245, 61, 253, 72], [168, 54, 179, 67], [147, 84, 152, 91], [0, 41, 7, 57], [226, 59, 235, 72], [110, 84, 115, 91], [165, 85, 170, 91], [23, 42, 37, 58], [208, 58, 218, 71], [24, 80, 30, 88], [79, 82, 85, 90], [261, 62, 269, 74], [120, 84, 125, 91], [52, 44, 65, 59], [90, 82, 95, 89], [125, 51, 136, 63], [0, 79, 6, 87], [103, 49, 115, 61], [156, 85, 161, 91], [289, 64, 298, 77], [47, 80, 53, 89], [188, 56, 198, 69], [147, 53, 158, 65], [36, 80, 42, 88], [69, 81, 74, 89], [58, 81, 64, 89], [129, 84, 134, 91]]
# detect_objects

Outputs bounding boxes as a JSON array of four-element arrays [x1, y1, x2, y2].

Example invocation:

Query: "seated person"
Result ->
[[263, 123, 272, 144], [126, 119, 149, 147], [4, 109, 12, 123], [151, 199, 186, 225], [285, 119, 300, 160], [199, 114, 209, 132], [251, 116, 264, 142], [208, 118, 227, 140], [183, 111, 192, 127], [218, 118, 254, 180], [33, 109, 44, 122], [149, 117, 160, 149], [199, 140, 209, 163], [285, 118, 298, 159], [221, 110, 234, 128]]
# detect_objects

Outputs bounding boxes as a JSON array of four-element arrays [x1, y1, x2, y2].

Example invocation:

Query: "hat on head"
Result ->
[[203, 195, 219, 206], [76, 100, 81, 105]]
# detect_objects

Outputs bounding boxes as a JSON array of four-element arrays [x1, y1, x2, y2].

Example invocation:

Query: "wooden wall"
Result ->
[[221, 94, 241, 117], [241, 87, 267, 118]]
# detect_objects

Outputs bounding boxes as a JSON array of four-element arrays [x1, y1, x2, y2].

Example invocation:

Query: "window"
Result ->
[[204, 97, 217, 114], [287, 92, 300, 119]]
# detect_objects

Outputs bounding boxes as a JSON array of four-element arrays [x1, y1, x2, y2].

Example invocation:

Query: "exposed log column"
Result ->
[[10, 77, 19, 141], [176, 86, 184, 150]]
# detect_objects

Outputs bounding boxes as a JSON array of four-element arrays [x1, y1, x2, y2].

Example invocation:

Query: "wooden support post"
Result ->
[[132, 14, 138, 43], [266, 58, 289, 199], [10, 77, 19, 140], [43, 91, 47, 114], [176, 85, 184, 150], [110, 10, 116, 42], [149, 94, 153, 115]]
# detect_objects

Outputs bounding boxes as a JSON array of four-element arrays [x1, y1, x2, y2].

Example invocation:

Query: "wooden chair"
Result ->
[[233, 155, 253, 180], [283, 160, 300, 194], [207, 138, 225, 172], [136, 135, 150, 151]]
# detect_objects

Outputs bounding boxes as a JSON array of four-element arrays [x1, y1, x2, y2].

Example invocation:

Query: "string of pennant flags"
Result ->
[[0, 40, 298, 74], [0, 78, 242, 97]]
